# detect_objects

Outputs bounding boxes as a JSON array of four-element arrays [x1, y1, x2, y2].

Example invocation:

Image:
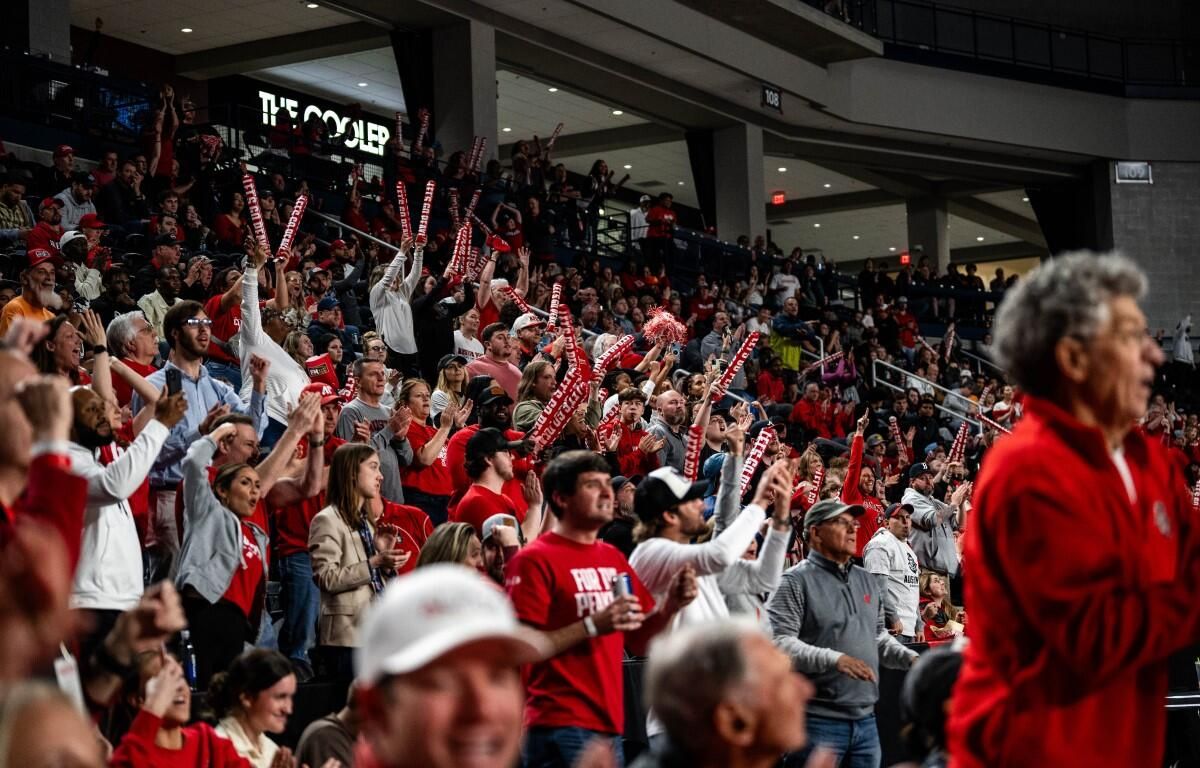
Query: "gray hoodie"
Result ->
[[768, 550, 917, 720]]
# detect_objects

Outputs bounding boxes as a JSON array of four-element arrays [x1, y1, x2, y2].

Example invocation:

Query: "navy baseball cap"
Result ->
[[317, 296, 340, 311], [908, 462, 934, 480]]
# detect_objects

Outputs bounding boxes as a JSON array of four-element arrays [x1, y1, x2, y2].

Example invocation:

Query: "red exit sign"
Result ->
[[771, 191, 786, 205], [900, 251, 911, 265]]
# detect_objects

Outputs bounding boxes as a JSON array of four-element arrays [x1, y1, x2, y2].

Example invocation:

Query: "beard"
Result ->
[[74, 423, 114, 450], [36, 287, 63, 309]]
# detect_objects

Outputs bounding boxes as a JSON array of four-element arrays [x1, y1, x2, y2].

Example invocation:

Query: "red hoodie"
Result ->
[[839, 433, 886, 557], [948, 396, 1200, 768]]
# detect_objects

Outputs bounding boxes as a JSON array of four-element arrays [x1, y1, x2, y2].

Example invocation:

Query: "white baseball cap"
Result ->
[[512, 312, 545, 334], [355, 564, 548, 684]]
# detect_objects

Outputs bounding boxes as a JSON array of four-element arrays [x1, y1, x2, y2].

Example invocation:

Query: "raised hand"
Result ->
[[664, 565, 698, 613], [16, 375, 72, 442], [249, 355, 271, 390], [209, 421, 239, 445], [353, 420, 373, 444], [198, 403, 232, 434], [153, 388, 188, 429], [637, 433, 665, 455], [79, 309, 107, 348], [522, 471, 543, 508], [143, 656, 186, 717], [604, 429, 621, 452], [454, 399, 473, 428], [2, 317, 50, 356]]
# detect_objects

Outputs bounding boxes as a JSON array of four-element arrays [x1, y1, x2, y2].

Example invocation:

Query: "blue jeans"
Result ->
[[204, 360, 242, 390], [784, 714, 881, 768], [277, 553, 318, 668], [523, 726, 624, 768]]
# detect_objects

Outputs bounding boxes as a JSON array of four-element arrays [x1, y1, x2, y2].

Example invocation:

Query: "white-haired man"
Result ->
[[949, 252, 1200, 767]]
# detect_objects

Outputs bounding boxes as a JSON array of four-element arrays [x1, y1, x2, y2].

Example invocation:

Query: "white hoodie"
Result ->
[[69, 420, 169, 610]]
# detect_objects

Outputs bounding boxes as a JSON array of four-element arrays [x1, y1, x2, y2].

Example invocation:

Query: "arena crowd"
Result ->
[[0, 83, 1197, 768]]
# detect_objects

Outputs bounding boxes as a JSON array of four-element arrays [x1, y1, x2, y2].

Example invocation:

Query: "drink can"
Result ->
[[611, 573, 632, 598]]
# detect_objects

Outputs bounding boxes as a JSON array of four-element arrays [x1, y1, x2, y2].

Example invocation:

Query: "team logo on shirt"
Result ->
[[1154, 501, 1172, 537], [906, 552, 918, 574]]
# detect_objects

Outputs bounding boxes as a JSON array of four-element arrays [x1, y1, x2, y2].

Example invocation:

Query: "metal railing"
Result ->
[[304, 208, 597, 338], [872, 357, 982, 430], [870, 0, 1198, 89]]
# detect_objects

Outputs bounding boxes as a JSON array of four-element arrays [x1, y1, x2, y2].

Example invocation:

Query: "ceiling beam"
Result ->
[[175, 22, 391, 79], [766, 189, 899, 218], [947, 197, 1047, 247], [499, 123, 680, 159]]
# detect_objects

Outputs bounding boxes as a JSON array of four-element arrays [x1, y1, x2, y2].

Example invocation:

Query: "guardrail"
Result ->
[[873, 357, 982, 430], [868, 0, 1198, 90]]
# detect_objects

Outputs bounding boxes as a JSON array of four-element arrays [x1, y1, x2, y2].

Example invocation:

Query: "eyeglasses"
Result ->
[[821, 516, 860, 531], [184, 318, 213, 328]]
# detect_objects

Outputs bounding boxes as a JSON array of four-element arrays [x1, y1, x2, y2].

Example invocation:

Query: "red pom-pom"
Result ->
[[643, 307, 687, 347]]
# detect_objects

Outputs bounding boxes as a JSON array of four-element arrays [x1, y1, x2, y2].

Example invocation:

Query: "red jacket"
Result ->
[[0, 453, 88, 573], [948, 396, 1200, 768], [789, 398, 831, 439]]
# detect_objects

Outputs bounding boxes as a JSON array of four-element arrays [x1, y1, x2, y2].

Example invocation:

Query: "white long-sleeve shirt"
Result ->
[[629, 482, 767, 736], [69, 420, 170, 610], [370, 249, 423, 355], [238, 267, 312, 425]]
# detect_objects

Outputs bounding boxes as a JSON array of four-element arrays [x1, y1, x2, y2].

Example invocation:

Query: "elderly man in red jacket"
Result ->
[[948, 252, 1200, 767]]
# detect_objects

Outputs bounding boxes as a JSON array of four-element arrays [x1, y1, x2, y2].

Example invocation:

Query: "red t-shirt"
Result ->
[[401, 421, 454, 496], [222, 520, 265, 618], [504, 532, 655, 734], [203, 294, 241, 365], [113, 358, 159, 406], [477, 293, 500, 331], [378, 500, 434, 576], [271, 437, 346, 559], [452, 484, 521, 536], [445, 424, 532, 517]]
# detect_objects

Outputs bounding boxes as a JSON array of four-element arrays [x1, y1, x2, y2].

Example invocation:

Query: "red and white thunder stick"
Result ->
[[593, 335, 635, 378], [546, 282, 563, 334], [500, 286, 533, 315], [1192, 478, 1200, 513], [465, 246, 485, 282], [806, 465, 825, 507], [463, 188, 481, 223], [529, 369, 588, 452], [545, 122, 564, 153], [241, 174, 270, 253], [890, 416, 910, 462], [448, 223, 470, 274], [711, 332, 760, 402], [276, 194, 308, 261], [448, 188, 461, 229], [948, 421, 970, 464], [394, 112, 404, 153], [413, 108, 430, 153], [683, 424, 705, 481], [559, 305, 589, 374], [801, 351, 843, 379], [739, 427, 776, 497], [394, 181, 413, 242], [415, 179, 436, 246], [977, 412, 1012, 435]]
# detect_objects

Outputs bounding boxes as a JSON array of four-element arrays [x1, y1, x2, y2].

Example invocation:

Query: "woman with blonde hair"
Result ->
[[430, 353, 468, 422], [309, 443, 406, 681], [283, 329, 313, 369], [415, 522, 483, 570], [513, 359, 557, 432]]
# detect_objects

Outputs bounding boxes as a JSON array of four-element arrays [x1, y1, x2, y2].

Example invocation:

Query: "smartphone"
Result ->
[[166, 368, 182, 396]]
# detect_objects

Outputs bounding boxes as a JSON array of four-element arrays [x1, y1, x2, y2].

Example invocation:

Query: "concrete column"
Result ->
[[27, 0, 71, 62], [432, 20, 496, 166], [713, 123, 765, 241], [906, 196, 950, 273]]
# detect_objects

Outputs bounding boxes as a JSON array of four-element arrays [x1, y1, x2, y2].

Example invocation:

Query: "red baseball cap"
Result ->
[[302, 382, 343, 406], [39, 197, 63, 210], [79, 213, 107, 229], [53, 144, 74, 158], [27, 249, 63, 269], [329, 239, 347, 250]]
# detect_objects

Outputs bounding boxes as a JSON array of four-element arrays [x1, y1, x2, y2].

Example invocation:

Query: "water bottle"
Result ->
[[181, 630, 198, 690]]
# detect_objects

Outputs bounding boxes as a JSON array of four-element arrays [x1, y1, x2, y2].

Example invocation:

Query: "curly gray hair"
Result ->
[[992, 251, 1146, 398]]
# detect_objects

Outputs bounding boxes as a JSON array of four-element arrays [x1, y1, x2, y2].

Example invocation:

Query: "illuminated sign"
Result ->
[[258, 90, 391, 157], [771, 191, 786, 205], [900, 251, 911, 266], [761, 83, 782, 112]]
